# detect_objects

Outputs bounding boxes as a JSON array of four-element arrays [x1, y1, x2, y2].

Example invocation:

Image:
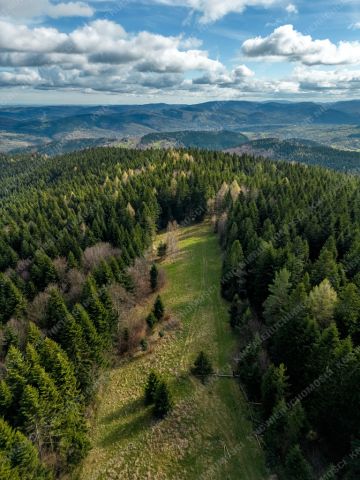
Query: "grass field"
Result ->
[[76, 223, 267, 480]]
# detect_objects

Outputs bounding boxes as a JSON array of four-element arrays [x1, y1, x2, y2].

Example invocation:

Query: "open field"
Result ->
[[76, 223, 267, 480]]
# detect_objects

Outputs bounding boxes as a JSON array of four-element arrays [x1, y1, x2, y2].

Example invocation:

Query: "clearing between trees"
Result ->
[[76, 222, 266, 480]]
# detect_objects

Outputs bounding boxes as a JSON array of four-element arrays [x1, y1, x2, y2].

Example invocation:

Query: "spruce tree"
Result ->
[[283, 445, 314, 480], [146, 312, 157, 330], [191, 351, 214, 378], [153, 295, 165, 321], [153, 381, 172, 419], [261, 363, 289, 418], [150, 264, 159, 291], [144, 372, 160, 405]]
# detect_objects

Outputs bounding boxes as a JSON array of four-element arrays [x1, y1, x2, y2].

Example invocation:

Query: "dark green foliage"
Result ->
[[140, 130, 248, 150], [144, 372, 160, 405], [150, 264, 159, 291], [146, 312, 157, 329], [229, 295, 250, 330], [0, 417, 51, 479], [30, 251, 58, 292], [261, 363, 289, 419], [264, 400, 306, 466], [0, 273, 26, 324], [153, 380, 173, 419], [140, 339, 148, 351], [221, 240, 246, 300], [345, 439, 360, 479], [153, 295, 165, 321], [191, 351, 214, 378], [283, 445, 314, 480], [0, 145, 360, 476]]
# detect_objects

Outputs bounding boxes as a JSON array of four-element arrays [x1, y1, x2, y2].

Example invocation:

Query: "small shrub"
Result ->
[[140, 339, 148, 351], [157, 242, 167, 258], [146, 312, 157, 329], [191, 351, 214, 378]]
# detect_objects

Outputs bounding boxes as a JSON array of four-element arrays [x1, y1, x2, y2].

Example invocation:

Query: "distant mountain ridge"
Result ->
[[1, 101, 360, 136], [229, 138, 360, 172], [1, 100, 360, 156]]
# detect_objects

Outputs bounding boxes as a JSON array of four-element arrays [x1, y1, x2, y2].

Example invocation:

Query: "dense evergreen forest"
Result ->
[[0, 147, 360, 478]]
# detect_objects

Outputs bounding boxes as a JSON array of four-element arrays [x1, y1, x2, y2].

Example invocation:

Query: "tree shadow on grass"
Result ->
[[102, 397, 144, 425], [100, 408, 153, 448]]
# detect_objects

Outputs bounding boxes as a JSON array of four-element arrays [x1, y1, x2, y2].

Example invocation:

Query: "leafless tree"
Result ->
[[82, 242, 120, 271]]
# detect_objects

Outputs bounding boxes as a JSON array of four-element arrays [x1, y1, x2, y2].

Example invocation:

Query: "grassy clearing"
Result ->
[[76, 223, 267, 480]]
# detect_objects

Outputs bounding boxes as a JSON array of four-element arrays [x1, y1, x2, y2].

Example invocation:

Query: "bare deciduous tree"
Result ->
[[82, 242, 120, 271], [64, 268, 86, 305]]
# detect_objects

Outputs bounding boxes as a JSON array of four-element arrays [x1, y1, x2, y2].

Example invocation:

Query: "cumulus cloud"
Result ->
[[193, 64, 254, 85], [154, 0, 281, 23], [0, 0, 94, 19], [0, 17, 359, 99], [242, 24, 360, 65], [0, 18, 228, 94], [0, 19, 222, 72], [0, 68, 43, 86], [292, 66, 360, 92]]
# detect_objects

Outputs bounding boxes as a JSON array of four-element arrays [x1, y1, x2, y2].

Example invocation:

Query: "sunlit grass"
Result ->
[[76, 223, 267, 480]]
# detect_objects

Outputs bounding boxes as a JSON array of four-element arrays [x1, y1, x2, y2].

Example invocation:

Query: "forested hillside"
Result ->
[[140, 130, 249, 150], [0, 147, 360, 478], [231, 138, 360, 173]]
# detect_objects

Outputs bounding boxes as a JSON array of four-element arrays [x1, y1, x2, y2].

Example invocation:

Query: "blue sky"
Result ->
[[0, 0, 359, 104]]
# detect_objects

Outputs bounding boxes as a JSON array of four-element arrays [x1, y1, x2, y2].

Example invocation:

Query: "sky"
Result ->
[[0, 0, 360, 104]]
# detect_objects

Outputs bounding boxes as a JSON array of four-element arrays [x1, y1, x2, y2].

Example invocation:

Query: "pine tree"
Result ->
[[153, 295, 165, 321], [72, 304, 102, 363], [30, 251, 58, 291], [153, 381, 173, 419], [144, 372, 160, 405], [0, 273, 26, 324], [19, 385, 44, 455], [0, 418, 49, 480], [150, 264, 159, 291], [81, 277, 108, 334], [146, 312, 157, 329], [263, 268, 292, 326], [221, 239, 246, 300], [283, 445, 314, 480], [191, 351, 214, 378], [264, 400, 306, 466], [261, 363, 289, 418], [0, 452, 18, 480], [229, 296, 252, 331], [0, 380, 12, 418]]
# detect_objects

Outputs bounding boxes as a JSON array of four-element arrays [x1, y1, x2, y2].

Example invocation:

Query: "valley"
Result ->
[[77, 223, 266, 480]]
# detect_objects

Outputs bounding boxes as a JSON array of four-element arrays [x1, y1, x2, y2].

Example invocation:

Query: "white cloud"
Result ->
[[0, 68, 43, 86], [285, 3, 298, 14], [0, 18, 359, 99], [0, 18, 227, 94], [0, 0, 94, 19], [349, 22, 360, 30], [292, 66, 360, 92], [154, 0, 281, 23], [193, 64, 254, 85], [242, 24, 360, 65]]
